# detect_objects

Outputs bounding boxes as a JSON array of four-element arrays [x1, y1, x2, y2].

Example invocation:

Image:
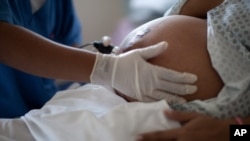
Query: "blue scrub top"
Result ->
[[0, 0, 83, 118]]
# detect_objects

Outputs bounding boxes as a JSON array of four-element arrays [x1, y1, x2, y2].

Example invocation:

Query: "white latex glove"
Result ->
[[90, 42, 198, 103]]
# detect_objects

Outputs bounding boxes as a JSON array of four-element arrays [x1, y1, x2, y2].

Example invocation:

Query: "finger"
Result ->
[[138, 41, 168, 59], [138, 129, 180, 141], [157, 79, 198, 95], [164, 110, 200, 123], [149, 90, 186, 104], [155, 66, 198, 84]]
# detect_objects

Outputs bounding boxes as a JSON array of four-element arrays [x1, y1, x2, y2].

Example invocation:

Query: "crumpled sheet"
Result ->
[[21, 84, 180, 141]]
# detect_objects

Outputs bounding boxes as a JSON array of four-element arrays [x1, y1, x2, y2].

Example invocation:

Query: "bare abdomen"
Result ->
[[121, 15, 224, 101]]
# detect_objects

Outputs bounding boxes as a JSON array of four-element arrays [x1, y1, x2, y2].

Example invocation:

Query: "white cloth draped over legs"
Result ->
[[1, 84, 180, 141]]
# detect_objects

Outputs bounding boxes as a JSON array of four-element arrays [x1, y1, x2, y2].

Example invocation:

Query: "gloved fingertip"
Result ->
[[183, 72, 198, 83], [147, 41, 168, 57], [155, 41, 168, 50], [139, 41, 168, 59], [185, 85, 198, 94]]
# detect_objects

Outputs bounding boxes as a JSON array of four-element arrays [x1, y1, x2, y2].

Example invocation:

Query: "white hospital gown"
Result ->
[[165, 0, 250, 118]]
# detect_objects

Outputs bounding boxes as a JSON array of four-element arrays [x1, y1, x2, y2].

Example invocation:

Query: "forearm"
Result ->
[[180, 0, 224, 18], [0, 22, 95, 82]]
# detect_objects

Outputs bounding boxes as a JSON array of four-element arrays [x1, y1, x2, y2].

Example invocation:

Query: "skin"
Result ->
[[131, 0, 250, 140], [120, 15, 224, 102], [0, 22, 95, 82], [117, 0, 226, 102], [179, 0, 224, 18]]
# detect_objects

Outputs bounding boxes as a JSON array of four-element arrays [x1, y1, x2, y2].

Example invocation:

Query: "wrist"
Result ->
[[90, 53, 116, 86]]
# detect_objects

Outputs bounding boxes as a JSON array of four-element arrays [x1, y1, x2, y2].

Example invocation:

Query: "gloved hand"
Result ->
[[90, 42, 198, 103]]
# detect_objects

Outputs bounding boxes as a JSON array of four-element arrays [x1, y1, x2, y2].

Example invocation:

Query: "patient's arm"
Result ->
[[119, 15, 224, 102], [179, 0, 224, 18]]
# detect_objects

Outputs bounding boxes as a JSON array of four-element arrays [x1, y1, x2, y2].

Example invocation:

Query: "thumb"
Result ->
[[138, 41, 168, 59]]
